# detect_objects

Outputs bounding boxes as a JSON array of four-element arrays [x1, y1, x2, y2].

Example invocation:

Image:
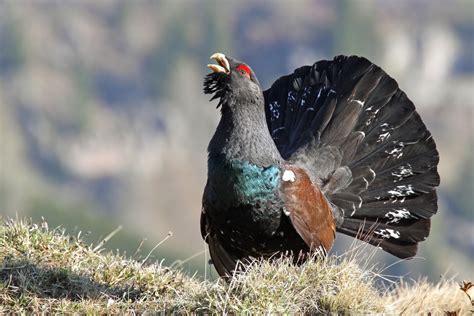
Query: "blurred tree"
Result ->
[[334, 0, 378, 58], [0, 16, 25, 76]]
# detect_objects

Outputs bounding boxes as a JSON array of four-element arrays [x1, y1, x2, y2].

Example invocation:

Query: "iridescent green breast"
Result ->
[[208, 157, 281, 205]]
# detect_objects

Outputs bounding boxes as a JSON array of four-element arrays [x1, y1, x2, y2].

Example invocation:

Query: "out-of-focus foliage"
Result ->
[[0, 0, 472, 281]]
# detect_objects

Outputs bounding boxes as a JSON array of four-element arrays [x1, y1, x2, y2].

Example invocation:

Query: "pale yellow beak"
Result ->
[[208, 52, 230, 74]]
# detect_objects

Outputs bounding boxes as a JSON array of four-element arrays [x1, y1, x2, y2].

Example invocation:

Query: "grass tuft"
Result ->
[[0, 218, 470, 313]]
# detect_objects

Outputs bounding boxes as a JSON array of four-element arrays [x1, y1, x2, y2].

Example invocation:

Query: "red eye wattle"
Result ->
[[236, 64, 251, 78]]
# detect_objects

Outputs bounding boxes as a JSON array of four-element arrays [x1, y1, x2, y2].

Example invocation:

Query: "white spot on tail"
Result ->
[[375, 228, 400, 239], [385, 142, 405, 159], [317, 87, 323, 100], [300, 87, 311, 107], [388, 185, 416, 197], [283, 208, 291, 216], [365, 107, 381, 126], [385, 208, 411, 224], [282, 170, 296, 182], [377, 132, 391, 143], [287, 91, 297, 103], [391, 164, 414, 182], [269, 101, 280, 121]]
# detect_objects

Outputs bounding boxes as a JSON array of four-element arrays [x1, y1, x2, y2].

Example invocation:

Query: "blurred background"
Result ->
[[0, 0, 472, 282]]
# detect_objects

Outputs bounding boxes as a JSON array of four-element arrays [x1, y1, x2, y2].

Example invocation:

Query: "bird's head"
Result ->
[[204, 53, 262, 109]]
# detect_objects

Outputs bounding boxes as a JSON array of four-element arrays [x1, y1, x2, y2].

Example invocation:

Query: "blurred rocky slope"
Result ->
[[0, 0, 472, 279]]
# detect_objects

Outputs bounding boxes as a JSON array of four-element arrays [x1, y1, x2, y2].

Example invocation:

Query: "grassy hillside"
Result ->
[[0, 218, 471, 314]]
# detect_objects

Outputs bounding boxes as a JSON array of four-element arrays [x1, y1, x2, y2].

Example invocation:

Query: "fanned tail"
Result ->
[[264, 55, 439, 258]]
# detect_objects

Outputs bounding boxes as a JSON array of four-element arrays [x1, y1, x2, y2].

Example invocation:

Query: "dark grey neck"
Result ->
[[208, 93, 283, 167]]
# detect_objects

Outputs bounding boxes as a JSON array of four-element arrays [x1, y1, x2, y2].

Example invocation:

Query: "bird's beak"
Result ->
[[208, 53, 230, 74]]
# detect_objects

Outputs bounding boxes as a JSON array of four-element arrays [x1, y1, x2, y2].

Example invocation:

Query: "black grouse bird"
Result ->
[[201, 53, 440, 277]]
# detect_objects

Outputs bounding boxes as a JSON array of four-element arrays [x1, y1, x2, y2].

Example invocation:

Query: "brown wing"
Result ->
[[280, 166, 336, 252]]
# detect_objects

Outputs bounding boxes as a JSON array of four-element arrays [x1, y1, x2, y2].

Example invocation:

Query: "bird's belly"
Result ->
[[214, 204, 309, 257], [206, 197, 309, 257]]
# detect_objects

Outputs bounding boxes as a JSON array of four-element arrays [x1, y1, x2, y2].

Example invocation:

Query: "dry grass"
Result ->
[[0, 218, 471, 314], [386, 279, 473, 315]]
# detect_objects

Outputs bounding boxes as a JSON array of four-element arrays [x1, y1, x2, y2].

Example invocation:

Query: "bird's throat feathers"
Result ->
[[208, 98, 283, 166]]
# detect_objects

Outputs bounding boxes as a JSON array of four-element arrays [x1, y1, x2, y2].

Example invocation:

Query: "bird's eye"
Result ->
[[236, 64, 251, 79]]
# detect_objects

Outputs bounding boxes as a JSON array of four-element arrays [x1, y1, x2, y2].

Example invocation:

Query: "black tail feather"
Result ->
[[337, 217, 431, 259]]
